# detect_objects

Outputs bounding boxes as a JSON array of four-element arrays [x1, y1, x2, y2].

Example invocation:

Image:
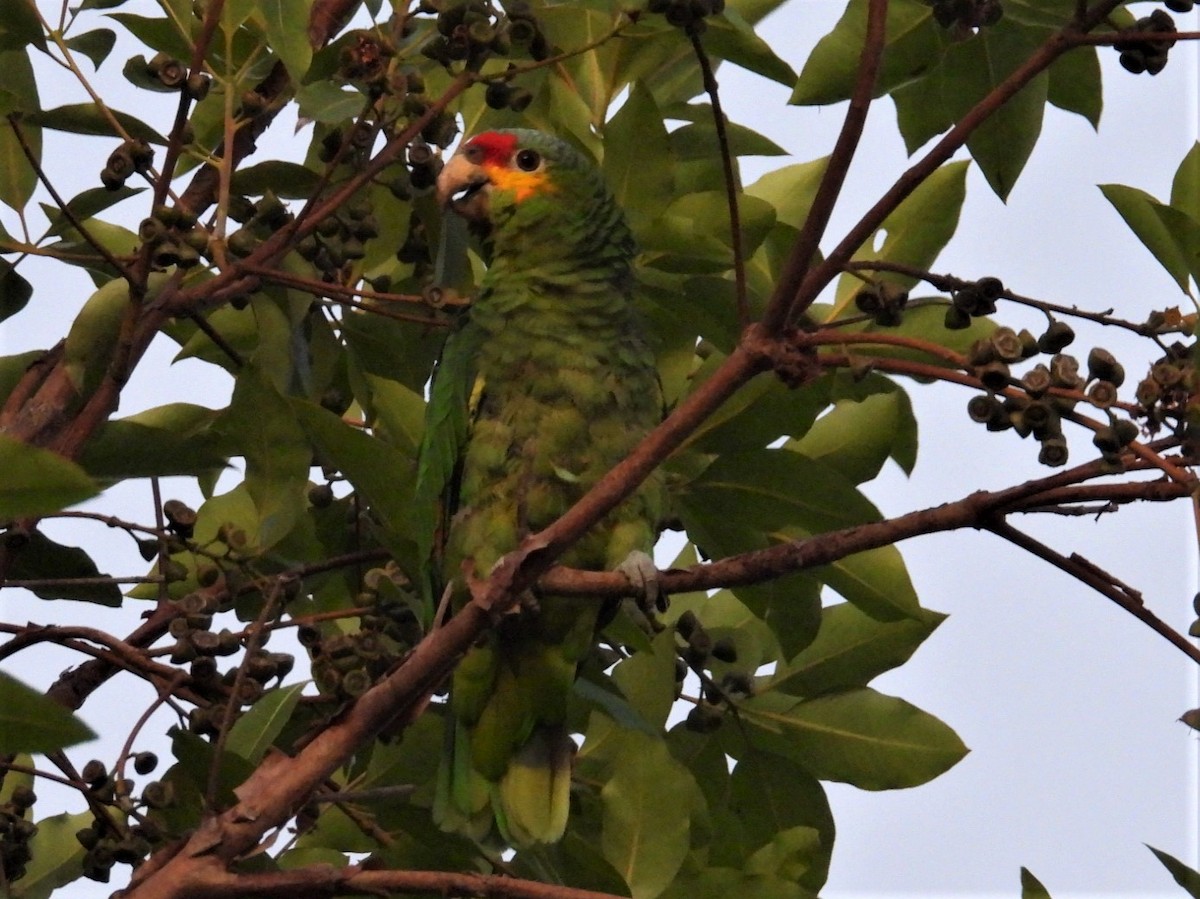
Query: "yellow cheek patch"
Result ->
[[485, 164, 554, 203]]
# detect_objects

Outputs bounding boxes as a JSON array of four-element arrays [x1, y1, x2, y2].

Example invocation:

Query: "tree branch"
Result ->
[[761, 0, 888, 333]]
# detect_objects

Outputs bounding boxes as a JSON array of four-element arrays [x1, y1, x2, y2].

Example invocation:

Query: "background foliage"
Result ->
[[0, 0, 1198, 896]]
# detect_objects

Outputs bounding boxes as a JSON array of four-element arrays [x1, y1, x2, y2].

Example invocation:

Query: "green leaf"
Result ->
[[4, 529, 121, 605], [0, 434, 98, 519], [65, 27, 117, 69], [16, 811, 93, 899], [0, 49, 40, 213], [0, 256, 32, 323], [63, 278, 132, 395], [0, 0, 45, 52], [939, 23, 1047, 200], [1147, 845, 1200, 899], [292, 399, 421, 573], [678, 448, 921, 621], [226, 683, 305, 764], [1020, 866, 1054, 899], [604, 82, 673, 232], [738, 688, 968, 790], [745, 158, 828, 231], [220, 364, 310, 549], [108, 13, 193, 59], [256, 0, 313, 79], [658, 867, 810, 899], [27, 102, 167, 143], [82, 403, 228, 482], [43, 184, 145, 237], [0, 670, 96, 752], [703, 7, 797, 88], [833, 161, 969, 314], [296, 80, 367, 124], [612, 629, 681, 729], [791, 0, 941, 106], [730, 754, 834, 893], [1171, 142, 1200, 225], [1046, 45, 1101, 128], [1100, 183, 1200, 295], [0, 350, 41, 406], [791, 388, 917, 483], [231, 160, 322, 199], [601, 732, 694, 899], [772, 602, 946, 696]]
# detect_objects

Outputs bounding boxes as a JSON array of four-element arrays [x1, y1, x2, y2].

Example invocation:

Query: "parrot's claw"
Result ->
[[617, 550, 666, 615]]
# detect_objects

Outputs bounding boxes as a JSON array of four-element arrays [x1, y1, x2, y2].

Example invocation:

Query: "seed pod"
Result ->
[[684, 702, 723, 733], [1022, 364, 1052, 397], [1049, 353, 1082, 388], [163, 499, 197, 536], [1113, 419, 1140, 446], [977, 360, 1011, 392], [81, 760, 108, 787], [711, 636, 738, 663], [1086, 347, 1120, 383], [1038, 436, 1069, 467], [1037, 320, 1075, 354], [1087, 380, 1118, 409], [990, 326, 1024, 362], [943, 305, 971, 330], [967, 394, 999, 423]]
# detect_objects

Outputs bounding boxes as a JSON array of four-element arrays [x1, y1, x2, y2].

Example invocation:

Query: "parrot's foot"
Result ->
[[617, 550, 666, 615]]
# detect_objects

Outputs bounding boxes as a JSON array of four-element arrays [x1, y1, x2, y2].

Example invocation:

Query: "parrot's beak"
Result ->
[[437, 153, 490, 220]]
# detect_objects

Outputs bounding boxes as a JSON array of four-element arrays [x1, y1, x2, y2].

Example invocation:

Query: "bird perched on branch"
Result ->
[[421, 129, 663, 845]]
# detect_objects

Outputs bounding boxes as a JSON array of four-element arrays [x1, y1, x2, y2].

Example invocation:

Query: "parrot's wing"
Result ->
[[415, 316, 485, 598]]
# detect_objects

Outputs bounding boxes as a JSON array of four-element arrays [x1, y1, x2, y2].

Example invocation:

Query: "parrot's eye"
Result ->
[[464, 144, 485, 164], [515, 149, 541, 172]]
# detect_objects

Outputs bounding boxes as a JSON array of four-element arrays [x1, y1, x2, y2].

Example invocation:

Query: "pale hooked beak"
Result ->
[[436, 153, 490, 215]]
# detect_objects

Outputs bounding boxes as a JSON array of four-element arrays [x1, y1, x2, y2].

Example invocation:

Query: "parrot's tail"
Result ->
[[495, 726, 574, 845]]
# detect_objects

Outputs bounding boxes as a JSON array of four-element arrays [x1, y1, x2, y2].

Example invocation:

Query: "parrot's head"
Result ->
[[436, 129, 632, 264]]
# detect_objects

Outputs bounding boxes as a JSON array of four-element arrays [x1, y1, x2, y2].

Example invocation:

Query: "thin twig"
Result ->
[[986, 518, 1200, 664], [689, 26, 748, 326]]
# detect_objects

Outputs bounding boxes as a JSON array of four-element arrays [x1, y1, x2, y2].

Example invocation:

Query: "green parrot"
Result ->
[[420, 129, 662, 845]]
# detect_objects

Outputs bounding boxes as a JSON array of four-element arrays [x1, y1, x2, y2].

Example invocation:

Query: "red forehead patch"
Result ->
[[464, 131, 518, 166]]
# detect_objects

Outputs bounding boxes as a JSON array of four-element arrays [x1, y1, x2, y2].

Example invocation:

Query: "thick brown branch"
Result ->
[[185, 863, 627, 899], [762, 0, 888, 333]]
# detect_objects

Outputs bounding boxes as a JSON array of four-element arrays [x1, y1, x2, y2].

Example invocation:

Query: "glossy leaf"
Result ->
[[601, 732, 694, 899], [81, 403, 228, 481], [604, 82, 673, 232], [220, 364, 311, 550], [791, 388, 917, 483], [678, 448, 921, 621], [227, 683, 305, 764], [256, 0, 312, 79], [0, 49, 40, 213], [738, 688, 968, 790], [1171, 142, 1200, 224], [730, 754, 834, 893], [611, 628, 680, 730], [791, 0, 940, 106], [833, 161, 969, 314], [65, 27, 117, 69], [0, 671, 96, 752], [1020, 866, 1054, 899], [772, 602, 945, 696], [16, 811, 92, 899], [3, 529, 121, 605], [1147, 845, 1200, 899], [0, 434, 98, 519], [0, 257, 32, 323], [1100, 183, 1200, 295], [292, 399, 421, 573], [1046, 44, 1101, 128]]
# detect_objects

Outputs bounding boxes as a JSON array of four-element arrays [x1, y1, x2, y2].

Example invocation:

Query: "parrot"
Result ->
[[420, 129, 663, 845]]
